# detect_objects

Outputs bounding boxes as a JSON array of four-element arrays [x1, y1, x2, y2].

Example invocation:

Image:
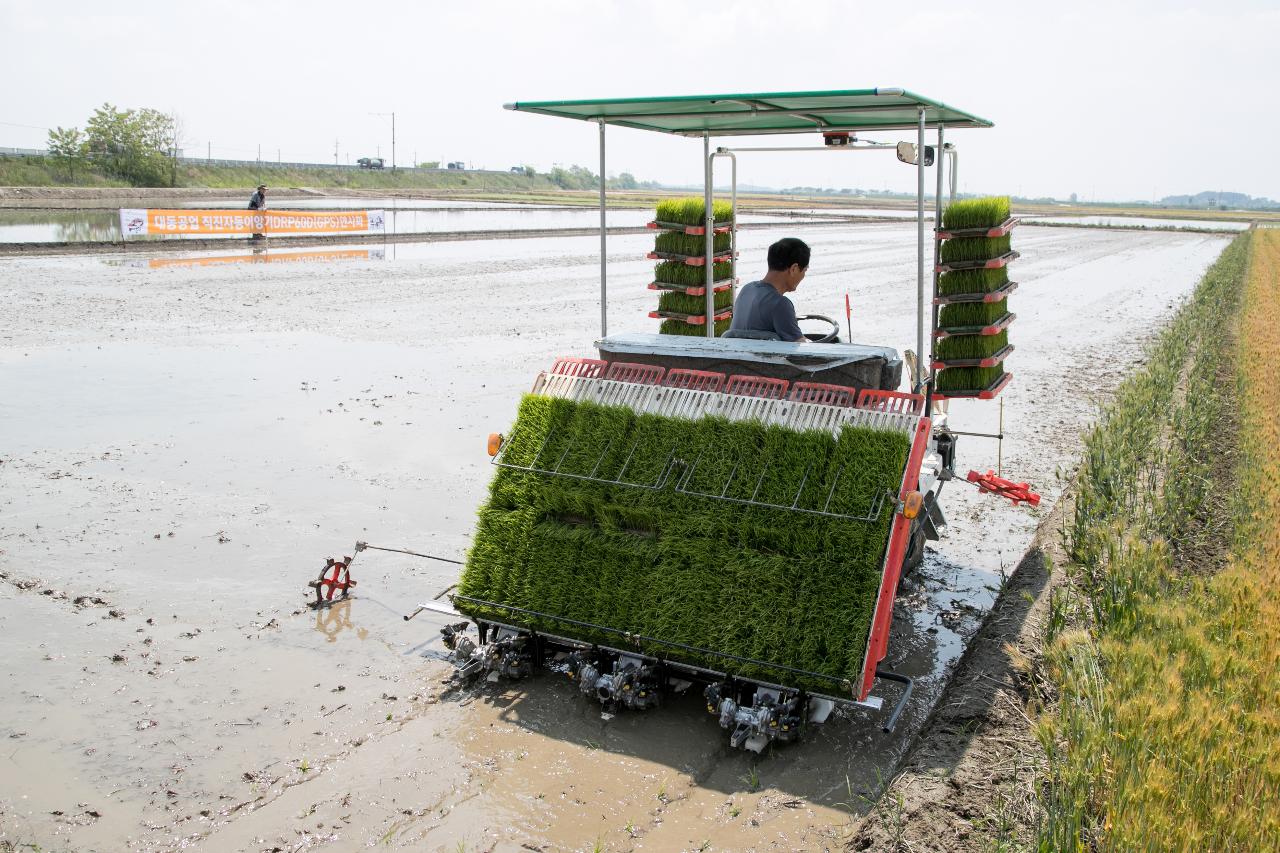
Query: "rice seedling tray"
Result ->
[[933, 281, 1019, 305], [931, 344, 1015, 370], [660, 318, 732, 336], [936, 250, 1020, 273], [933, 371, 1013, 400], [934, 312, 1016, 339], [935, 217, 1020, 240], [458, 390, 922, 695], [648, 278, 736, 296], [647, 220, 735, 236], [648, 307, 734, 325], [648, 250, 737, 266]]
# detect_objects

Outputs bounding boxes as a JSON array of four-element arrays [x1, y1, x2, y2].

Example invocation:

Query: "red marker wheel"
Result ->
[[310, 557, 357, 607]]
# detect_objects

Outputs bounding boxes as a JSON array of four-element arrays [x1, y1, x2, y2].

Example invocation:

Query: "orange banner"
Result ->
[[120, 208, 385, 236], [145, 249, 374, 268]]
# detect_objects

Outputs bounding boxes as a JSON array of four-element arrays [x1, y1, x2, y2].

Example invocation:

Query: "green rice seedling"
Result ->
[[655, 197, 735, 225], [938, 299, 1009, 329], [659, 318, 732, 336], [657, 289, 733, 315], [654, 230, 732, 257], [935, 330, 1010, 361], [937, 267, 1009, 297], [653, 260, 733, 288], [941, 196, 1010, 231], [939, 235, 1012, 264], [935, 365, 1005, 393], [457, 396, 910, 691]]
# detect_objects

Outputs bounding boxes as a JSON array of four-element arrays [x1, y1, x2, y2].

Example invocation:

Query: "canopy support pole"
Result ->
[[915, 107, 926, 391], [927, 124, 945, 412], [704, 132, 715, 339], [598, 118, 607, 339], [711, 149, 738, 299]]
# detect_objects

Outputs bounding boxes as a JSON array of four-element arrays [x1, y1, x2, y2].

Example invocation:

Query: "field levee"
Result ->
[[851, 229, 1280, 850]]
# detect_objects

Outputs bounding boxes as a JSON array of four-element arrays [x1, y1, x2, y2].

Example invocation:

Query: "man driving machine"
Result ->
[[726, 237, 810, 342]]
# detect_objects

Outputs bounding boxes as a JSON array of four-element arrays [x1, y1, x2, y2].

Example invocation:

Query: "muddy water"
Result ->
[[0, 224, 1229, 851]]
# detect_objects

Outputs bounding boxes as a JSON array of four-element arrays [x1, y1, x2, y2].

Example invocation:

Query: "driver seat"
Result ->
[[721, 328, 781, 341]]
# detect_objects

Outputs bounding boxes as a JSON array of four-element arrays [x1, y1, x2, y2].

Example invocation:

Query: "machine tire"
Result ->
[[900, 519, 927, 586]]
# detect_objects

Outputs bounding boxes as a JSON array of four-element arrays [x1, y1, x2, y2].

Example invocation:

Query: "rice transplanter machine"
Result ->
[[329, 89, 1039, 753]]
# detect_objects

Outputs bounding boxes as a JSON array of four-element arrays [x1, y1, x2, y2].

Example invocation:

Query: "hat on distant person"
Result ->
[[257, 184, 267, 191]]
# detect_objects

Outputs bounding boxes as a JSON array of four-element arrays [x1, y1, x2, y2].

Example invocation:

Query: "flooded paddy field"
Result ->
[[0, 203, 783, 244], [0, 222, 1228, 851]]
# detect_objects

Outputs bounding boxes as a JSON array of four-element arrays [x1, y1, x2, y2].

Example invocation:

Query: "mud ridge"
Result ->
[[846, 494, 1073, 851]]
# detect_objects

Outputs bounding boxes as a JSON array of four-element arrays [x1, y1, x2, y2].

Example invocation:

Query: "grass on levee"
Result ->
[[1037, 230, 1280, 848]]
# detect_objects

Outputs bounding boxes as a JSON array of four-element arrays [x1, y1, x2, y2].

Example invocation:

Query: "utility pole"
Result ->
[[207, 141, 211, 163], [334, 139, 339, 165], [257, 143, 261, 164]]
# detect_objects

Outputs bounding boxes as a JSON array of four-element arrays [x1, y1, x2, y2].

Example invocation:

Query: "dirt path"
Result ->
[[0, 224, 1226, 851]]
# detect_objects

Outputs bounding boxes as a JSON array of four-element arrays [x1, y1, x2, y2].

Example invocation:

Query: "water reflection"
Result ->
[[128, 247, 383, 268], [313, 599, 369, 643]]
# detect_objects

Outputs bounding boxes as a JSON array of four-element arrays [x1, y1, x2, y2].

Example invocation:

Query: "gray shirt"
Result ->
[[729, 280, 803, 341]]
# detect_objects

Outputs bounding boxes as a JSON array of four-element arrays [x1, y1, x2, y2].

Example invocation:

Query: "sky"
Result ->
[[3, 0, 1278, 202]]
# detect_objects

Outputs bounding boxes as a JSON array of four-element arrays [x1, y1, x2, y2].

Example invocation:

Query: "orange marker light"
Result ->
[[902, 491, 924, 519], [486, 433, 504, 457]]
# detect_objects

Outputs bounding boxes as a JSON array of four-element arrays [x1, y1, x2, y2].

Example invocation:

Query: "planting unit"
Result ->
[[456, 354, 938, 750], [378, 89, 1040, 752]]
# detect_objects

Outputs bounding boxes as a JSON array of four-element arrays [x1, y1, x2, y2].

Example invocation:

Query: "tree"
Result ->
[[548, 164, 597, 190], [46, 126, 85, 181], [419, 160, 440, 169], [83, 103, 176, 186]]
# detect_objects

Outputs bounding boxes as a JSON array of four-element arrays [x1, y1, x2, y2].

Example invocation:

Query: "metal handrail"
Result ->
[[492, 426, 893, 523], [674, 452, 892, 522]]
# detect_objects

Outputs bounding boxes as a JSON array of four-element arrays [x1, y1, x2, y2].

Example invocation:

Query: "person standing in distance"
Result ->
[[728, 237, 810, 342], [247, 184, 267, 239]]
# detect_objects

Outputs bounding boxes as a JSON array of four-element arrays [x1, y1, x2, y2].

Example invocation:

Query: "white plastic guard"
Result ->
[[532, 375, 918, 438]]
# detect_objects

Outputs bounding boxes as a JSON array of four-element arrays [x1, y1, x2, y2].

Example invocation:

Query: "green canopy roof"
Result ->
[[504, 88, 992, 137]]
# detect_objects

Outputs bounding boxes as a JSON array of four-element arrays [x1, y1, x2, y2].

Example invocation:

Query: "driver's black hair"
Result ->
[[767, 237, 811, 271]]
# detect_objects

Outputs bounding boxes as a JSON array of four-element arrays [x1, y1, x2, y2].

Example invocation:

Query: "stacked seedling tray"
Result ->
[[933, 196, 1019, 399], [647, 198, 736, 336]]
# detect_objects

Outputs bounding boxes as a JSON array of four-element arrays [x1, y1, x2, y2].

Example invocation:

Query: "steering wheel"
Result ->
[[796, 314, 840, 344]]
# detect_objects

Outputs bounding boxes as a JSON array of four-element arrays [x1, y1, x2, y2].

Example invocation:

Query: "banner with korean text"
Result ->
[[119, 208, 386, 237]]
